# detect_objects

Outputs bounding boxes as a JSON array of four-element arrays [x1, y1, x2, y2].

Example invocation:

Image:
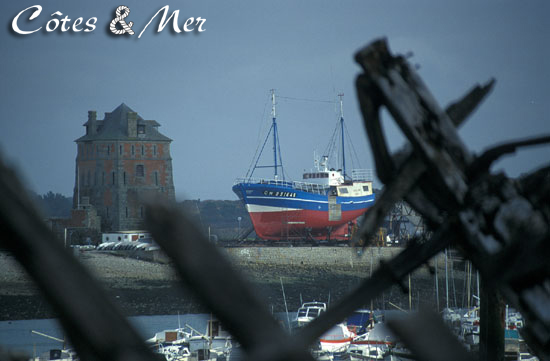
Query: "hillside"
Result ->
[[178, 199, 252, 240]]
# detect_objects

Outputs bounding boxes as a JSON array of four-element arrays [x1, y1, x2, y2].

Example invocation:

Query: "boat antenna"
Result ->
[[272, 89, 279, 180], [338, 93, 346, 179]]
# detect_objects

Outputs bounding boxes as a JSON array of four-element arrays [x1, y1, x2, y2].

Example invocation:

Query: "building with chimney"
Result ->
[[73, 104, 175, 231]]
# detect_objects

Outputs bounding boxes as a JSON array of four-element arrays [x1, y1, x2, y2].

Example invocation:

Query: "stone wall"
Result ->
[[225, 246, 402, 267]]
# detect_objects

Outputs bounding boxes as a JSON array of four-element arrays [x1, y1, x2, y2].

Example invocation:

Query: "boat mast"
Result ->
[[338, 93, 346, 179], [445, 248, 449, 309], [272, 89, 278, 180], [248, 89, 283, 180]]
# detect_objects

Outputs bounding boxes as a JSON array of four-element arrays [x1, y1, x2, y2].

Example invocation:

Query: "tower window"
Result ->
[[153, 145, 157, 156], [131, 145, 135, 155], [119, 145, 123, 155], [141, 145, 144, 156], [123, 172, 126, 185], [136, 164, 144, 177], [112, 172, 115, 185], [107, 145, 110, 156], [125, 207, 128, 218], [154, 171, 159, 186]]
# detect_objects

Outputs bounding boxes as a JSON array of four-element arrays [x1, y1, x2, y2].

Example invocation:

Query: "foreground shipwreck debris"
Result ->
[[352, 39, 550, 359], [0, 38, 548, 361]]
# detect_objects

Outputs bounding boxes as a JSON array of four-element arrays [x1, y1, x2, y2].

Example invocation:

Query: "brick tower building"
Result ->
[[73, 103, 175, 231]]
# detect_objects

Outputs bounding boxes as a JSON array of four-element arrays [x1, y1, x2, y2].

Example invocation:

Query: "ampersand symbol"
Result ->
[[109, 5, 134, 35]]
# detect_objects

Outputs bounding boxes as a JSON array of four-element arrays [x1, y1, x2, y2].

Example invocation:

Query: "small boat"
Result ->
[[348, 337, 386, 360], [147, 328, 192, 345], [154, 344, 192, 361], [30, 331, 77, 361], [457, 307, 480, 350], [346, 309, 375, 335], [319, 323, 356, 354], [347, 323, 392, 361], [518, 353, 539, 361], [347, 322, 414, 361], [30, 349, 78, 361], [294, 301, 327, 327], [147, 319, 232, 361]]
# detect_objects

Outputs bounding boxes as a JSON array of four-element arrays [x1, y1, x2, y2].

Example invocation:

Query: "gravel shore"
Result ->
[[0, 249, 455, 321]]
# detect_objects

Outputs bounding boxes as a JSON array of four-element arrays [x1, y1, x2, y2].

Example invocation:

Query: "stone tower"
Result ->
[[73, 103, 175, 231]]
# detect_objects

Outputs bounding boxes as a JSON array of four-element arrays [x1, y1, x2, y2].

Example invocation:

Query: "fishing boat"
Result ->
[[233, 91, 375, 242]]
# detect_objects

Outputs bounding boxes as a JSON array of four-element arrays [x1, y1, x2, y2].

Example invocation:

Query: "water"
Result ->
[[0, 311, 406, 360], [0, 314, 249, 359]]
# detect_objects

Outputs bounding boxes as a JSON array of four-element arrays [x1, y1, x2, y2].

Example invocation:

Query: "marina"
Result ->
[[0, 315, 243, 361], [2, 308, 539, 361]]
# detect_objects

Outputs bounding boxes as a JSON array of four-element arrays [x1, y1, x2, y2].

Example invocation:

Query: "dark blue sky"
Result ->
[[1, 1, 548, 200]]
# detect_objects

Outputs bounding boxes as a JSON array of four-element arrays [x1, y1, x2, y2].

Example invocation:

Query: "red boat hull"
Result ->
[[248, 207, 366, 241]]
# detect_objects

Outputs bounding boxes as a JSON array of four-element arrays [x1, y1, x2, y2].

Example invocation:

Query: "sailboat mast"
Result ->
[[272, 89, 278, 179], [445, 248, 449, 309], [338, 93, 346, 179]]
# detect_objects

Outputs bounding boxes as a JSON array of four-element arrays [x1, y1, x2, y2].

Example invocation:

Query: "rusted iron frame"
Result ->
[[0, 157, 161, 361]]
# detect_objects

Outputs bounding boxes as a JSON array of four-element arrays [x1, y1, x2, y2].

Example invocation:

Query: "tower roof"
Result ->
[[76, 103, 172, 142]]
